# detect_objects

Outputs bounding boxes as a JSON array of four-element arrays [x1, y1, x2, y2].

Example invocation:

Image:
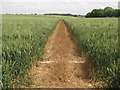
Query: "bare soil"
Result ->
[[28, 20, 97, 88]]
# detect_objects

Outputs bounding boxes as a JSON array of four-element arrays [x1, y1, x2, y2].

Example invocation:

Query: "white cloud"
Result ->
[[1, 0, 119, 2], [1, 0, 119, 15]]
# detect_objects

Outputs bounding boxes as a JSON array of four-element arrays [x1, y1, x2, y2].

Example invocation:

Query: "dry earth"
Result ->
[[28, 20, 97, 88]]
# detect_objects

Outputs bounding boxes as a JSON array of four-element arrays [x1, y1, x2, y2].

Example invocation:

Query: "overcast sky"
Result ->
[[0, 0, 119, 15]]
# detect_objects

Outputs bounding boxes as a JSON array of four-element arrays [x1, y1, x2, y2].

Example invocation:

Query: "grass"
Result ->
[[2, 15, 59, 88], [2, 14, 120, 88], [65, 17, 119, 88]]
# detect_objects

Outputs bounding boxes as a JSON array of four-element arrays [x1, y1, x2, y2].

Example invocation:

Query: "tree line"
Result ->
[[86, 7, 120, 17], [5, 13, 84, 17], [44, 13, 84, 17]]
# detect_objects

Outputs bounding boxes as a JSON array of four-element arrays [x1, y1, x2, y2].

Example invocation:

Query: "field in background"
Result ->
[[2, 15, 119, 88], [2, 15, 59, 88], [65, 18, 119, 88]]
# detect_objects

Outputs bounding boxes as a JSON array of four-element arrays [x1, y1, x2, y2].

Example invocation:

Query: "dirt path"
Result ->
[[29, 20, 96, 88]]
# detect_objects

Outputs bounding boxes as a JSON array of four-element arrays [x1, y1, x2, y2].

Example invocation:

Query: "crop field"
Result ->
[[2, 15, 59, 88], [65, 18, 119, 88], [2, 15, 120, 88]]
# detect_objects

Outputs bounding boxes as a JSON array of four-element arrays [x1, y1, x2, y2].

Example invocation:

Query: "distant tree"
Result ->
[[91, 9, 104, 17], [114, 9, 120, 17], [86, 9, 104, 17], [34, 13, 37, 15], [86, 7, 120, 18], [104, 7, 114, 17], [73, 15, 78, 17], [86, 12, 91, 17], [44, 13, 80, 17]]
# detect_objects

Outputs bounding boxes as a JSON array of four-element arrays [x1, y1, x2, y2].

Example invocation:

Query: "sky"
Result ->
[[0, 0, 120, 15]]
